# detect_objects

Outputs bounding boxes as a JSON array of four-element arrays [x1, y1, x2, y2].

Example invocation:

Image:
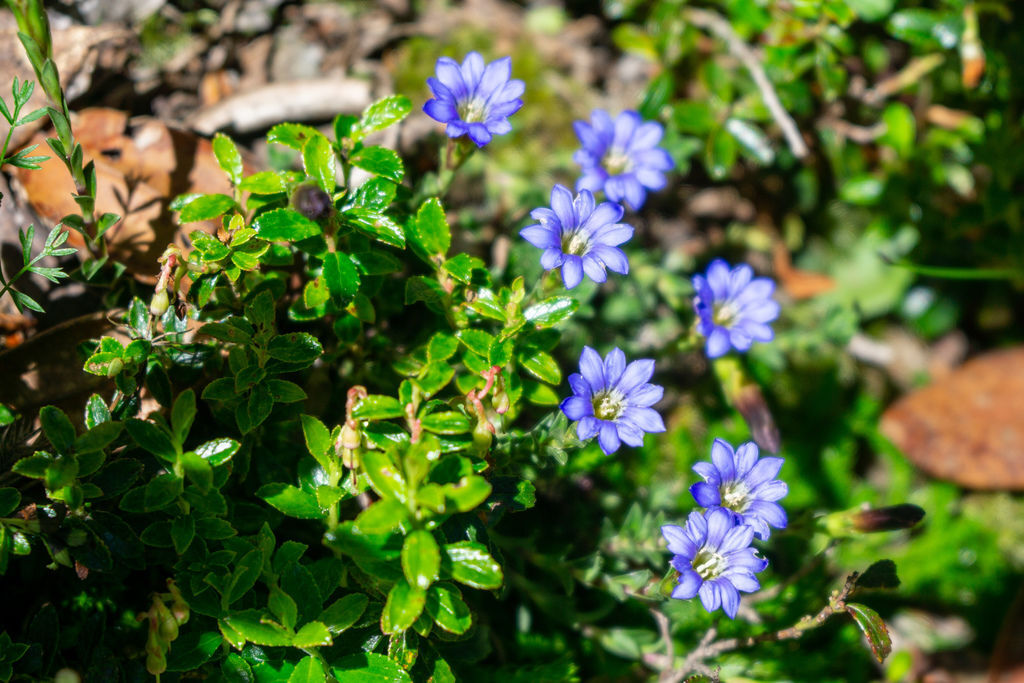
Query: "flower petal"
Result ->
[[461, 51, 485, 90], [745, 456, 784, 488], [477, 55, 511, 99], [561, 255, 584, 289], [540, 248, 565, 270], [616, 422, 644, 447], [711, 439, 737, 481], [720, 523, 755, 553], [705, 508, 734, 548], [719, 580, 740, 618], [580, 202, 624, 233], [560, 396, 592, 421], [520, 224, 558, 249], [423, 98, 457, 124], [723, 569, 760, 593], [706, 259, 732, 298], [568, 373, 591, 398], [705, 327, 731, 358], [672, 569, 702, 600], [733, 442, 759, 477], [582, 256, 607, 283], [750, 479, 788, 503], [435, 57, 467, 98], [621, 175, 646, 210], [467, 122, 492, 147], [745, 501, 787, 530], [692, 461, 720, 484], [591, 245, 630, 275], [698, 581, 721, 612], [622, 406, 665, 433], [662, 524, 697, 557], [690, 481, 721, 507], [598, 421, 621, 454], [578, 346, 605, 389], [576, 416, 600, 440], [617, 358, 655, 394], [550, 184, 577, 229], [627, 383, 663, 407]]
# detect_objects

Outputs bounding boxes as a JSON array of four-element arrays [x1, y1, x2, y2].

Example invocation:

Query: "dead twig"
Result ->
[[684, 7, 809, 159]]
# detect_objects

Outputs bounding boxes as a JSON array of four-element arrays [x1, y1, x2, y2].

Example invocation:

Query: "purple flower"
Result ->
[[423, 52, 524, 147], [573, 109, 675, 210], [519, 185, 633, 289], [560, 346, 665, 455], [661, 508, 768, 618], [692, 259, 780, 358], [691, 439, 788, 540]]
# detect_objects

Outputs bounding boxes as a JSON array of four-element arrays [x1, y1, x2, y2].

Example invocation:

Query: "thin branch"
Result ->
[[684, 7, 810, 159]]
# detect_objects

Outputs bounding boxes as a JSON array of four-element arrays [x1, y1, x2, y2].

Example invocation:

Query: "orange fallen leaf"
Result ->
[[773, 242, 835, 299], [11, 108, 249, 281], [880, 347, 1024, 490]]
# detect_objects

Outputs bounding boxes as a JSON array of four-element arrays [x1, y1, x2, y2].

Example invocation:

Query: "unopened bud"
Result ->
[[472, 419, 493, 455], [341, 423, 361, 451], [852, 504, 925, 533], [167, 580, 190, 625], [149, 290, 169, 317], [146, 650, 167, 676], [493, 389, 510, 415], [291, 182, 333, 222], [146, 626, 164, 657], [155, 598, 178, 642]]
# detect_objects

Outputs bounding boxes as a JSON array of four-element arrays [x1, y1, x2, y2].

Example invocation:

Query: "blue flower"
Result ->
[[690, 439, 788, 540], [519, 185, 633, 289], [661, 508, 768, 618], [573, 109, 675, 210], [423, 52, 524, 147], [692, 259, 780, 358], [560, 346, 665, 455]]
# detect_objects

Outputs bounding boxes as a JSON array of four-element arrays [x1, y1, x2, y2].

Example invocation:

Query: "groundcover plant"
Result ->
[[1, 1, 1021, 682]]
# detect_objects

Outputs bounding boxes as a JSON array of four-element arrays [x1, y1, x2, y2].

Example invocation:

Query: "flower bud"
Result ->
[[472, 418, 493, 455], [291, 182, 333, 222], [852, 504, 925, 533], [341, 423, 361, 451], [149, 289, 169, 317], [155, 598, 178, 642], [167, 580, 190, 625], [145, 626, 164, 657], [146, 650, 167, 676], [493, 389, 510, 415]]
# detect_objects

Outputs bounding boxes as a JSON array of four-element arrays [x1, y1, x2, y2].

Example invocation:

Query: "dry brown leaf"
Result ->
[[11, 108, 244, 280], [880, 348, 1024, 490], [773, 242, 835, 299]]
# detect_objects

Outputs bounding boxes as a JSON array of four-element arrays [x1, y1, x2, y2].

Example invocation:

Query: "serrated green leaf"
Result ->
[[254, 208, 322, 242], [179, 194, 236, 222], [343, 208, 404, 248], [846, 602, 892, 662], [402, 530, 440, 591], [303, 133, 336, 193], [354, 498, 409, 534], [420, 411, 471, 435], [288, 656, 326, 683], [267, 333, 323, 363], [442, 541, 503, 590], [352, 395, 403, 420], [40, 405, 75, 453], [292, 621, 333, 648], [323, 251, 361, 302], [126, 418, 177, 461], [332, 652, 412, 683], [519, 350, 561, 384], [381, 579, 425, 634], [213, 133, 244, 184], [319, 593, 368, 634], [256, 483, 324, 519], [357, 95, 412, 137], [524, 297, 579, 328], [425, 582, 471, 634], [351, 146, 403, 183], [411, 198, 450, 259]]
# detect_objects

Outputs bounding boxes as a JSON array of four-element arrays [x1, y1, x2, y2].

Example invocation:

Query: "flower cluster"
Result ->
[[662, 438, 788, 617], [422, 59, 787, 618]]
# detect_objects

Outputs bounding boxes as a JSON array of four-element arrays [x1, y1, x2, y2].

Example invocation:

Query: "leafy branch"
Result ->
[[0, 224, 76, 313]]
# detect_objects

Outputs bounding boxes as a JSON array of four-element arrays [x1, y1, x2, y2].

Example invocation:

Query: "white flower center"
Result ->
[[693, 546, 727, 580], [560, 229, 590, 256], [713, 302, 738, 327], [591, 388, 626, 421], [458, 97, 488, 123], [720, 480, 751, 512], [602, 147, 633, 175]]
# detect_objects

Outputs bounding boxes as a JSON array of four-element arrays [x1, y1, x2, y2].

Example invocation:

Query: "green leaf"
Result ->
[[381, 579, 426, 634], [84, 394, 111, 429], [180, 194, 236, 222], [172, 389, 197, 444], [181, 451, 214, 493], [40, 405, 75, 453], [840, 174, 884, 206], [269, 587, 298, 631], [144, 474, 183, 511], [342, 208, 404, 248], [239, 171, 286, 194], [267, 379, 308, 404], [357, 95, 412, 138], [355, 498, 409, 534], [303, 133, 336, 193], [361, 449, 407, 502], [323, 251, 361, 302], [351, 176, 396, 210], [73, 421, 122, 453], [846, 602, 892, 662], [200, 321, 252, 344], [292, 621, 333, 648], [411, 198, 451, 259], [226, 550, 265, 606], [195, 437, 241, 466], [267, 122, 320, 150], [351, 146, 403, 183], [319, 593, 369, 634], [222, 610, 291, 647], [256, 483, 324, 519], [332, 652, 413, 683], [404, 276, 446, 312], [524, 297, 579, 328], [164, 630, 222, 672], [254, 208, 322, 242], [288, 656, 326, 683], [213, 133, 244, 184], [457, 329, 494, 358], [0, 488, 21, 517], [443, 475, 492, 512], [301, 415, 333, 471], [442, 541, 503, 590], [519, 350, 561, 384], [402, 530, 440, 591], [425, 582, 471, 634], [12, 454, 49, 479], [267, 333, 323, 364], [352, 395, 403, 420], [126, 419, 177, 461], [220, 653, 255, 682], [726, 118, 774, 165], [420, 411, 471, 435], [427, 333, 459, 363], [442, 253, 484, 285], [171, 514, 195, 554]]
